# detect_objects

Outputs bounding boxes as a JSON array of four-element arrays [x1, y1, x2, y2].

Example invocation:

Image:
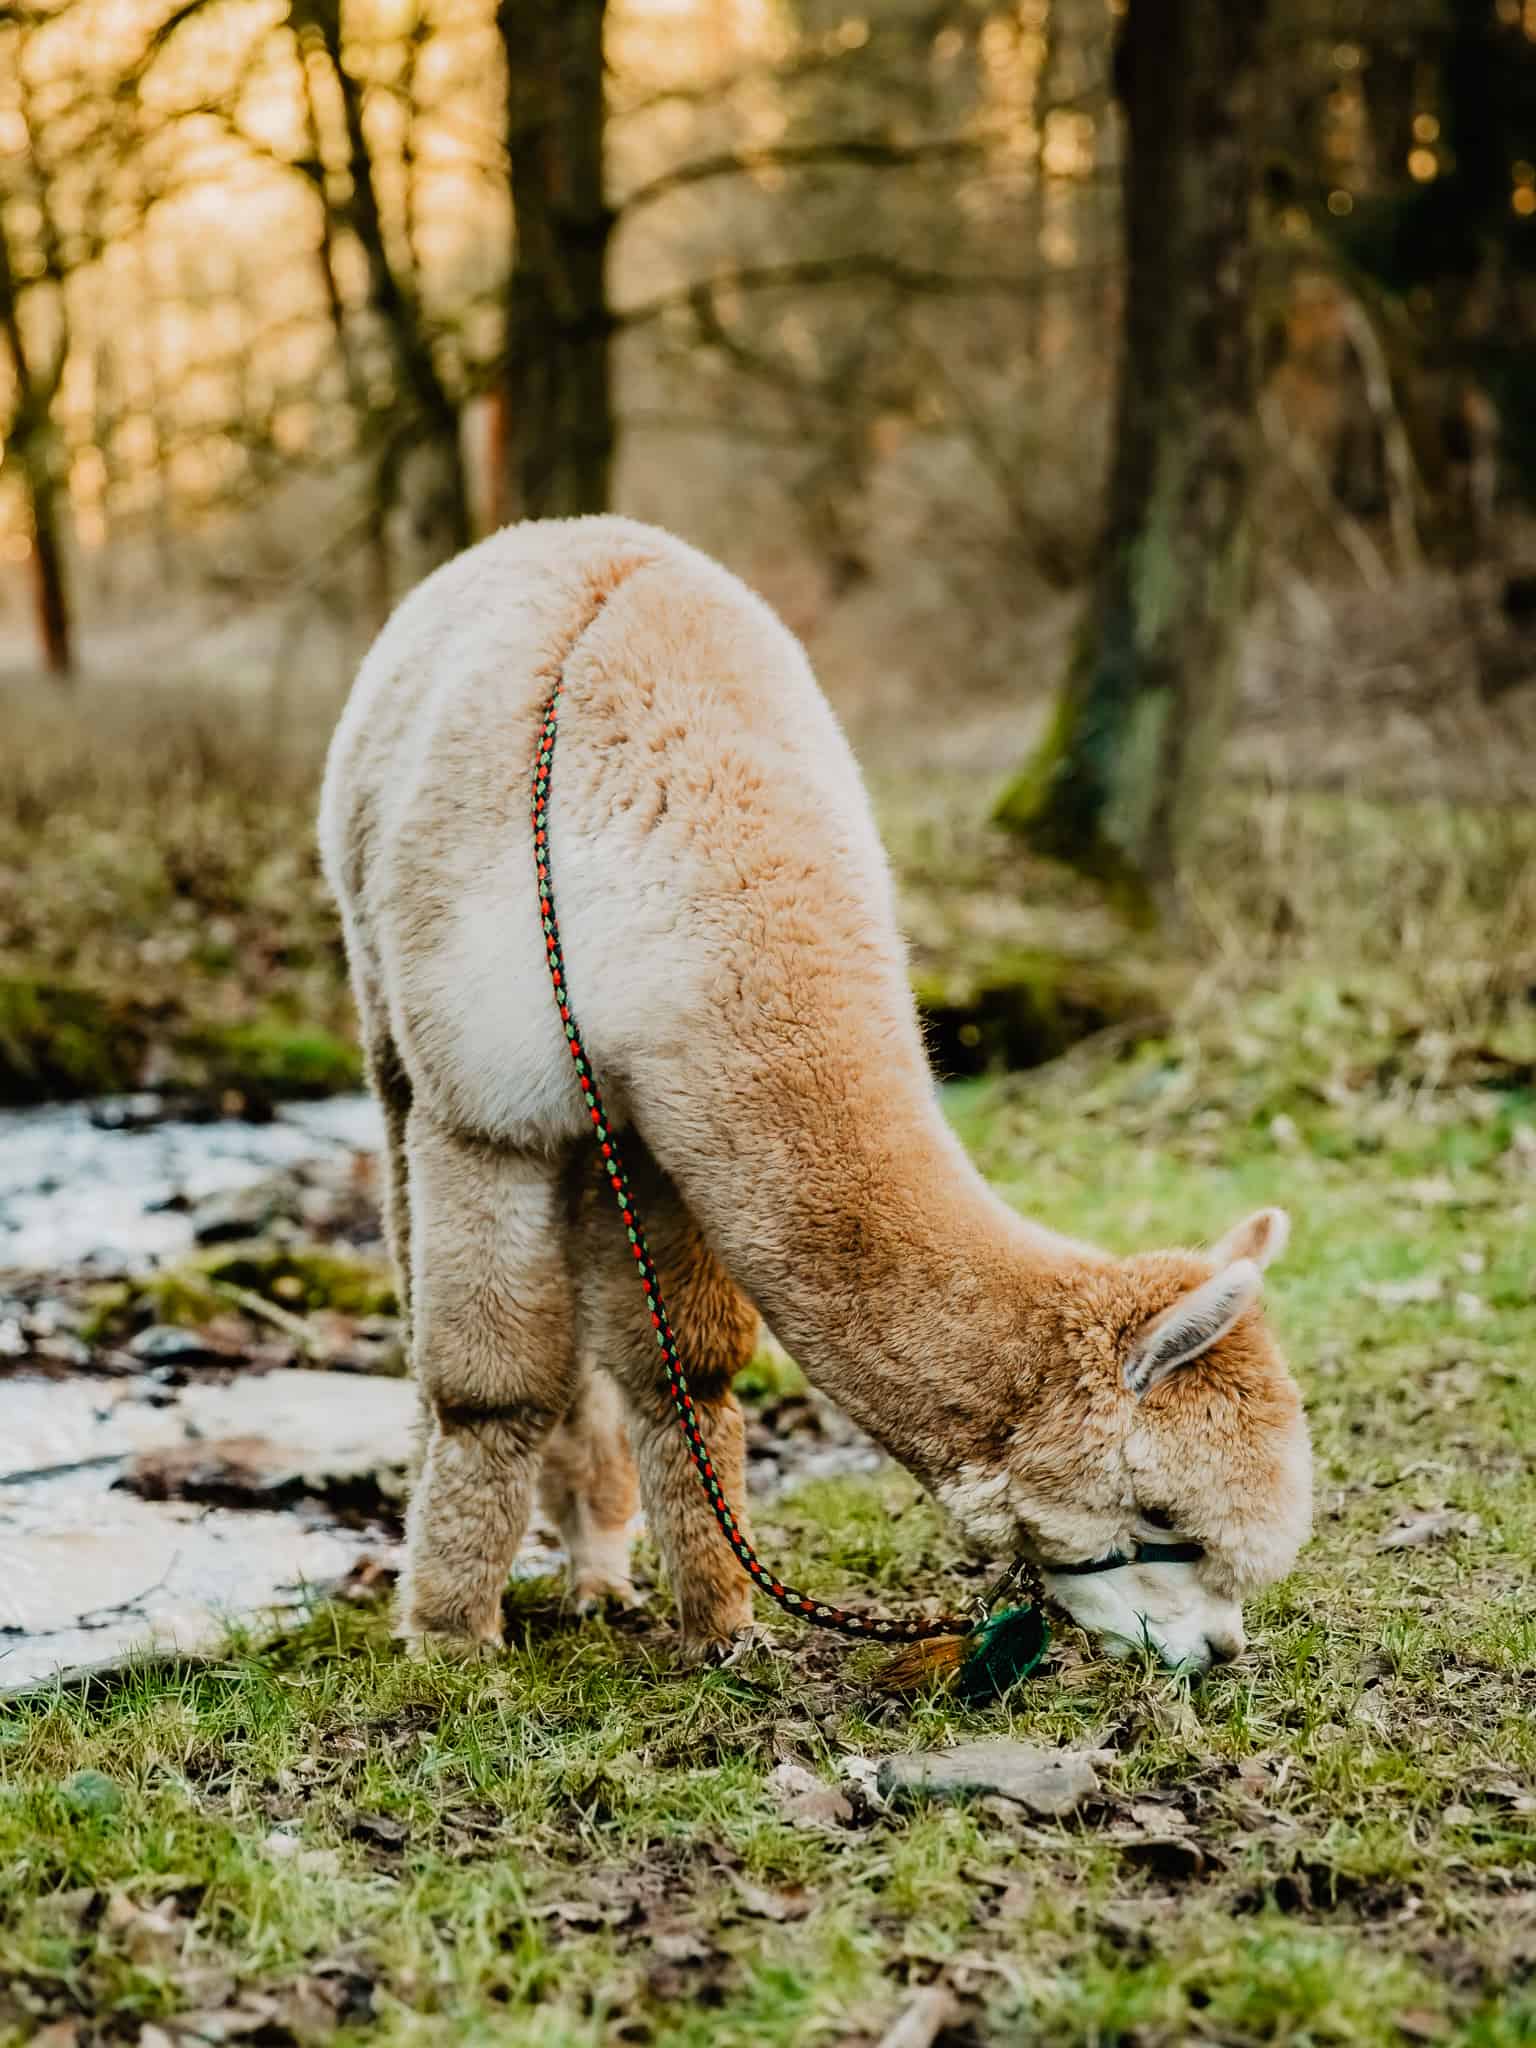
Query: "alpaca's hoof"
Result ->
[[679, 1622, 769, 1669], [397, 1609, 504, 1661], [568, 1575, 642, 1618], [400, 1631, 503, 1664]]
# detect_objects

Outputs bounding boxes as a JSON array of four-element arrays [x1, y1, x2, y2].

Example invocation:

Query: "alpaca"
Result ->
[[319, 515, 1312, 1673]]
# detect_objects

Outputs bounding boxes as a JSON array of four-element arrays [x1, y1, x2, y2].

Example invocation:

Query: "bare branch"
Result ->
[[616, 132, 991, 219], [617, 257, 1103, 330], [676, 282, 834, 401]]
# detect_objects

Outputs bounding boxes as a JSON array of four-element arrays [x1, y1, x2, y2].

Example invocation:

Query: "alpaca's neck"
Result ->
[[678, 1057, 1100, 1493]]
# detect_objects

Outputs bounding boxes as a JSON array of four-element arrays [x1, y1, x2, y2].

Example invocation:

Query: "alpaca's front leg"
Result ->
[[400, 1114, 576, 1646], [572, 1143, 759, 1662]]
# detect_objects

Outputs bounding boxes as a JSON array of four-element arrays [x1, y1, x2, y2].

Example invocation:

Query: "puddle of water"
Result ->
[[0, 1367, 415, 1693], [0, 1484, 390, 1694], [0, 1095, 382, 1270]]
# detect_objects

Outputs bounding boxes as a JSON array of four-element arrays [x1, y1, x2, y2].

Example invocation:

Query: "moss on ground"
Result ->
[[0, 676, 359, 1106], [912, 946, 1170, 1076], [98, 1243, 398, 1337], [0, 978, 363, 1107], [0, 977, 152, 1101]]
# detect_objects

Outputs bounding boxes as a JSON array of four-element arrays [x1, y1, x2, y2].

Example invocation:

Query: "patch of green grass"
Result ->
[[4, 696, 1536, 2038], [733, 1345, 808, 1404], [0, 976, 150, 1101], [0, 676, 357, 1104], [4, 975, 1535, 2044]]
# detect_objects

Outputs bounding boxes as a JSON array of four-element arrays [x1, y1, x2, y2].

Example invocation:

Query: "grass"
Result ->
[[2, 682, 1535, 2042], [0, 675, 357, 1104], [10, 665, 1534, 1108], [4, 978, 1535, 2045]]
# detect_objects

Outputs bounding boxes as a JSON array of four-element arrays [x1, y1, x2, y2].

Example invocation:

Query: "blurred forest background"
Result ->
[[2, 0, 1536, 1100]]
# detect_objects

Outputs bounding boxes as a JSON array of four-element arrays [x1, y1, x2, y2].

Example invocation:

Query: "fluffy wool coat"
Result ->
[[319, 516, 1312, 1667]]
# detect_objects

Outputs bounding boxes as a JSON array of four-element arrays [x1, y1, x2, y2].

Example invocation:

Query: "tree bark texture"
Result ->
[[498, 0, 614, 521], [0, 210, 72, 679], [995, 0, 1268, 917]]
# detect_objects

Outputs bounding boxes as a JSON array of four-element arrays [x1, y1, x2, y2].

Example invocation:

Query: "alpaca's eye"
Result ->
[[1141, 1505, 1176, 1531]]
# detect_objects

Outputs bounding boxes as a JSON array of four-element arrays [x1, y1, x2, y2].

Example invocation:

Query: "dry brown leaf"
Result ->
[[1118, 1835, 1210, 1880], [766, 1760, 853, 1829], [1129, 1800, 1190, 1832], [1378, 1509, 1479, 1551], [729, 1874, 811, 1922], [650, 1926, 715, 1966], [876, 1986, 961, 2048], [103, 1891, 183, 1967], [1394, 2009, 1452, 2042]]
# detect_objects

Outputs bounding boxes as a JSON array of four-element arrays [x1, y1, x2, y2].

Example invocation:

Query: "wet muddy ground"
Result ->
[[0, 1096, 876, 1694]]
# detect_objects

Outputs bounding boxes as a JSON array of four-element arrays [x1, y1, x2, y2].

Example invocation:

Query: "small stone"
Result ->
[[36, 1334, 92, 1368], [127, 1325, 236, 1367], [348, 1812, 409, 1849], [1129, 1799, 1189, 1831], [190, 1181, 294, 1244], [876, 1739, 1104, 1818]]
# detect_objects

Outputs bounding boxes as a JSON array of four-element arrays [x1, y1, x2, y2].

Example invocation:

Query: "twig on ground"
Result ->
[[208, 1280, 328, 1362]]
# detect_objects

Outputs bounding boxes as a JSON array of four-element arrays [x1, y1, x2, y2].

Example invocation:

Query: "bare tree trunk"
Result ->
[[297, 32, 396, 623], [295, 0, 470, 571], [994, 0, 1268, 919], [498, 0, 614, 521], [0, 212, 73, 680], [26, 459, 73, 678]]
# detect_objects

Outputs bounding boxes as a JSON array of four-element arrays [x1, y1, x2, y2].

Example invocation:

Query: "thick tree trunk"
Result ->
[[995, 0, 1267, 918], [498, 0, 614, 521]]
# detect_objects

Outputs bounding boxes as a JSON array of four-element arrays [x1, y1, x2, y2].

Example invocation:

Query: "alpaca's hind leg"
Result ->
[[400, 1112, 575, 1646], [353, 968, 414, 1348], [539, 1371, 641, 1611], [365, 1019, 414, 1354], [573, 1144, 759, 1662]]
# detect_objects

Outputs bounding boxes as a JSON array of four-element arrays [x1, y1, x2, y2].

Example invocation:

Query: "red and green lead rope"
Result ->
[[532, 674, 971, 1647]]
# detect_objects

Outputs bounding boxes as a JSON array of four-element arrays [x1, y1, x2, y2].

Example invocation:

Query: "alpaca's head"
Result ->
[[937, 1207, 1311, 1672]]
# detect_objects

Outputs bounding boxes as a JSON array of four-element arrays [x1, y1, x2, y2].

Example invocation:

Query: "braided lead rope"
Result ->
[[532, 676, 972, 1644]]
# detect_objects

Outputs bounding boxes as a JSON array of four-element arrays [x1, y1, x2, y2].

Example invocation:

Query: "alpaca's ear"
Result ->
[[1125, 1260, 1263, 1398], [1208, 1206, 1290, 1272]]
